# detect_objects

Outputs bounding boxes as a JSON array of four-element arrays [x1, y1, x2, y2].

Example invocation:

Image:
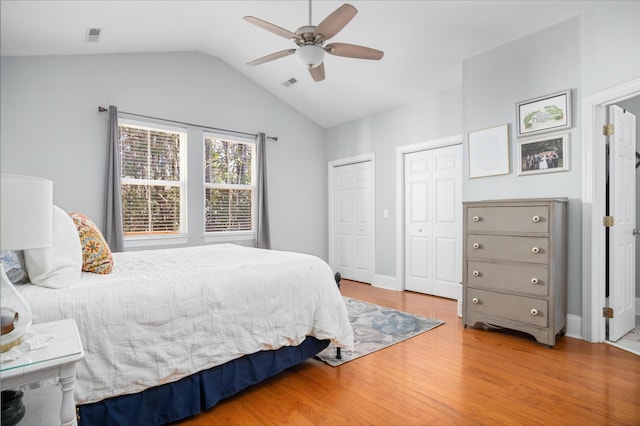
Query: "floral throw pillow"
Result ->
[[68, 212, 113, 274]]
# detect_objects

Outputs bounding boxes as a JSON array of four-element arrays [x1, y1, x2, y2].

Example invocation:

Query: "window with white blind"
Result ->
[[119, 120, 187, 239], [203, 134, 256, 237]]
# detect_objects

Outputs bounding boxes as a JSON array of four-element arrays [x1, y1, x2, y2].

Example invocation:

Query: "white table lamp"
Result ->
[[0, 174, 53, 352]]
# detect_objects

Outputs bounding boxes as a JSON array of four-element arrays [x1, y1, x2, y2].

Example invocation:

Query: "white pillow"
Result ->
[[24, 205, 82, 288]]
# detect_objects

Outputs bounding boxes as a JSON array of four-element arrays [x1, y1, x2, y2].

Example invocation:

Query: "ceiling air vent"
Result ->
[[85, 28, 102, 42], [283, 78, 298, 88]]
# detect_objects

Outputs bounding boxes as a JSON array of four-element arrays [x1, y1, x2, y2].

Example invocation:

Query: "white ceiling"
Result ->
[[1, 0, 592, 128]]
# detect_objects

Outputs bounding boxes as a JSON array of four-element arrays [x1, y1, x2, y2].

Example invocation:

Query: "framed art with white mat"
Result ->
[[467, 124, 510, 179], [516, 90, 572, 137]]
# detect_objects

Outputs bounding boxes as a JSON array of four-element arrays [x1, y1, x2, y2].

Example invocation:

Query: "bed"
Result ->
[[15, 242, 354, 425]]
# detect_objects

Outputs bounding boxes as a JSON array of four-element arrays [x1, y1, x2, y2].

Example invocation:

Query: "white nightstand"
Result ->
[[1, 319, 85, 426]]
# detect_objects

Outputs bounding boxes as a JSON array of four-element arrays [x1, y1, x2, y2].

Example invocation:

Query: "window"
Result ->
[[119, 120, 187, 239], [203, 134, 256, 236]]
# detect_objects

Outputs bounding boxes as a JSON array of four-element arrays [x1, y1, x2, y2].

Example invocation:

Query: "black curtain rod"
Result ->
[[98, 106, 278, 142]]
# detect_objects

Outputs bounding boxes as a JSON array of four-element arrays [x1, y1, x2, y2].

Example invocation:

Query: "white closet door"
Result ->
[[404, 145, 461, 298], [333, 161, 373, 283]]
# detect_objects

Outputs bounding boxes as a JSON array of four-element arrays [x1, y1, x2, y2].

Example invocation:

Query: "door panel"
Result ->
[[410, 236, 430, 280], [608, 105, 636, 341], [332, 161, 373, 283], [436, 237, 456, 282], [404, 145, 462, 298]]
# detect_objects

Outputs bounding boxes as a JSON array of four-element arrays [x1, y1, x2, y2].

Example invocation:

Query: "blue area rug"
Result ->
[[316, 297, 444, 366]]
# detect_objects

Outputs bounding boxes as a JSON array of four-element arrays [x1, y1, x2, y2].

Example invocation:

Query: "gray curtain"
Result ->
[[256, 132, 271, 249], [105, 105, 124, 252]]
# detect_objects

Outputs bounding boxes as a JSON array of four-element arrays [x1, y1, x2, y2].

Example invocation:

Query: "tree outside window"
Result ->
[[119, 122, 187, 236], [204, 135, 255, 234]]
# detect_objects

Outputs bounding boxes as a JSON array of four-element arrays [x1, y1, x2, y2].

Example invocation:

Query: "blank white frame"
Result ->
[[468, 124, 510, 178]]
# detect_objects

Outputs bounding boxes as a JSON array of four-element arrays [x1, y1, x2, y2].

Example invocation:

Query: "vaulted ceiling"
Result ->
[[1, 1, 591, 128]]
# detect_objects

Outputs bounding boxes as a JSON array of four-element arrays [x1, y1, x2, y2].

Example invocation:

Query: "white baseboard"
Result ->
[[564, 314, 582, 340], [372, 274, 401, 291]]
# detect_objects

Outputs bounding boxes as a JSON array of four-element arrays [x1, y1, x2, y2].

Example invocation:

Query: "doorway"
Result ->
[[606, 99, 639, 354], [328, 154, 375, 284], [395, 135, 463, 296], [403, 145, 462, 298], [582, 78, 640, 344]]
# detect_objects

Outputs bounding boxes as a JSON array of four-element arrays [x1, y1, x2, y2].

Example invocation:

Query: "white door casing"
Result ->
[[403, 144, 462, 298], [607, 105, 636, 341], [582, 77, 640, 343], [329, 156, 374, 283]]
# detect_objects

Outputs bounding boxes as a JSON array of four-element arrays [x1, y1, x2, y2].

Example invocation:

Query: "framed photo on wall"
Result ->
[[517, 133, 569, 176], [516, 90, 572, 137], [468, 123, 510, 178]]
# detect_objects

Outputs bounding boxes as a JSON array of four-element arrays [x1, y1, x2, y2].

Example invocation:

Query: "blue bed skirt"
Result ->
[[77, 337, 330, 425]]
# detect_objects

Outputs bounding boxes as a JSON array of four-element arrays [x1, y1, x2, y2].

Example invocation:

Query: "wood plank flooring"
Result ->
[[177, 280, 640, 425]]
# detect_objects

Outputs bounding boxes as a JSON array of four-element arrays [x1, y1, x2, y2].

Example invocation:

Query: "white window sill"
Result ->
[[124, 234, 189, 249], [202, 232, 255, 244]]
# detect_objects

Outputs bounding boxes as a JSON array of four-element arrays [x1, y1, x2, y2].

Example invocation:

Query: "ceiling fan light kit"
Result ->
[[244, 1, 383, 82], [296, 45, 325, 68]]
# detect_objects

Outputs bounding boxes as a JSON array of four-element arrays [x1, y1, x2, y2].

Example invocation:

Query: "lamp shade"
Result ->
[[1, 174, 53, 250], [0, 174, 53, 352], [296, 45, 325, 68]]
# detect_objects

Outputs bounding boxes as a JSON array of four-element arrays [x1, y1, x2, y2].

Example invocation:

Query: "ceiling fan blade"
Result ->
[[325, 43, 384, 60], [247, 49, 296, 66], [315, 4, 357, 40], [309, 63, 325, 82], [243, 16, 301, 41]]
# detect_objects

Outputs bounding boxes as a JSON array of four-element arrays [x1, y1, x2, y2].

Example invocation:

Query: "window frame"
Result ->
[[118, 118, 189, 248], [202, 132, 257, 244]]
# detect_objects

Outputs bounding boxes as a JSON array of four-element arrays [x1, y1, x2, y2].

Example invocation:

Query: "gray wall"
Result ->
[[581, 1, 640, 97], [0, 52, 328, 258], [324, 86, 464, 279], [325, 1, 640, 322], [2, 2, 639, 323], [463, 17, 582, 316]]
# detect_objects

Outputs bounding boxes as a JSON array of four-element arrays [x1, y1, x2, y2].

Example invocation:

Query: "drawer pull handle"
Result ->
[[472, 216, 480, 222], [472, 298, 479, 304], [530, 277, 539, 285], [531, 246, 540, 254], [472, 243, 480, 249], [472, 270, 480, 277], [532, 215, 541, 223], [530, 308, 539, 316]]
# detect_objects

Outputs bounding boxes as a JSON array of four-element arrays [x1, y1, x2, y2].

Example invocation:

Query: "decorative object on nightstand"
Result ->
[[1, 389, 26, 426], [0, 174, 53, 353], [462, 198, 568, 347]]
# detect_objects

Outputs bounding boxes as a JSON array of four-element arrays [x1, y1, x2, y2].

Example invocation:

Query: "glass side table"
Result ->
[[1, 319, 85, 426]]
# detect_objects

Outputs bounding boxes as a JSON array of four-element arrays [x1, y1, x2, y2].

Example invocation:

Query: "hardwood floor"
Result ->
[[178, 280, 640, 425]]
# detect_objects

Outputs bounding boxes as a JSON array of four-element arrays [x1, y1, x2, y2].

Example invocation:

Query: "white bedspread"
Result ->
[[17, 244, 354, 404]]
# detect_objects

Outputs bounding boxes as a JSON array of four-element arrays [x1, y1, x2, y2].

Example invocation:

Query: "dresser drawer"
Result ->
[[467, 205, 550, 234], [467, 261, 548, 297], [467, 234, 549, 264], [466, 288, 548, 327]]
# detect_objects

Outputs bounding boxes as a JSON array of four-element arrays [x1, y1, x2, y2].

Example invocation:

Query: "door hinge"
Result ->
[[603, 216, 614, 227], [603, 124, 614, 136], [603, 307, 614, 319]]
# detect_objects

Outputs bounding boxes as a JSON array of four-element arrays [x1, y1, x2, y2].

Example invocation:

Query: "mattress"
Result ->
[[17, 244, 354, 404]]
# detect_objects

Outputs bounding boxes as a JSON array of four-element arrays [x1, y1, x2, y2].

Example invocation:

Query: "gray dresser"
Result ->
[[462, 198, 568, 347]]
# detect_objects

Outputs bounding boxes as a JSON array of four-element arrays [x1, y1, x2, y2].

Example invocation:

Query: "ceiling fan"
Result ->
[[244, 1, 384, 82]]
